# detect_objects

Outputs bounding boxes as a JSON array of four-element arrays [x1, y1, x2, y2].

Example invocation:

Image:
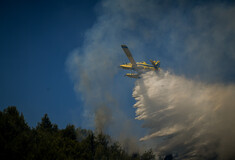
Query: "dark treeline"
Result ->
[[0, 106, 155, 160]]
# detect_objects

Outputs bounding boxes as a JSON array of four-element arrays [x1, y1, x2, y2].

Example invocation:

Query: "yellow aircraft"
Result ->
[[120, 45, 160, 78]]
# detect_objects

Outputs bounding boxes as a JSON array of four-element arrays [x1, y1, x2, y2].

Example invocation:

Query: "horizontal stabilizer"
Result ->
[[150, 59, 160, 70]]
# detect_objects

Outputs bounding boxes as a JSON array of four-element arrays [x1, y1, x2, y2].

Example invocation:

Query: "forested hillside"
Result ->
[[0, 106, 155, 160]]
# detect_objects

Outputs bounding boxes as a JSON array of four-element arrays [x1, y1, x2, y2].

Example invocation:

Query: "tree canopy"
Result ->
[[0, 106, 155, 160]]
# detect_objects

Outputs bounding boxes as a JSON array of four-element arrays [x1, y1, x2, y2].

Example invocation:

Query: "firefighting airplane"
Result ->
[[120, 45, 160, 78]]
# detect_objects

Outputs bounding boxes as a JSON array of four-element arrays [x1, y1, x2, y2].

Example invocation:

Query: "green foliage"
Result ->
[[141, 149, 155, 160], [0, 106, 156, 160], [36, 114, 58, 132], [76, 127, 93, 141], [61, 124, 76, 140], [0, 106, 32, 160]]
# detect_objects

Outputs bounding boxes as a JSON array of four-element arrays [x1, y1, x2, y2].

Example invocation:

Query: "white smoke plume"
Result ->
[[66, 0, 235, 157], [133, 71, 235, 159]]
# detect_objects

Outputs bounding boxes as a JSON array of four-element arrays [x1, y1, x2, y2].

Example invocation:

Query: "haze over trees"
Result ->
[[0, 106, 155, 160]]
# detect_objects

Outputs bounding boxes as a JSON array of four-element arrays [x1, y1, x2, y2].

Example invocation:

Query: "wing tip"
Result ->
[[121, 45, 128, 48]]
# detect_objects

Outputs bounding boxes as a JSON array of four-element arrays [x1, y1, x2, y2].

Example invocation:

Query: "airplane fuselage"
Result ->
[[120, 62, 157, 71]]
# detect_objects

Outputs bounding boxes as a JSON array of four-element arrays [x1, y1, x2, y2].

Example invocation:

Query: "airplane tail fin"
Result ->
[[150, 60, 160, 70]]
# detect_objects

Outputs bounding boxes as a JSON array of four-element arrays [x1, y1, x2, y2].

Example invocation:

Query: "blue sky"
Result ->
[[0, 0, 98, 128]]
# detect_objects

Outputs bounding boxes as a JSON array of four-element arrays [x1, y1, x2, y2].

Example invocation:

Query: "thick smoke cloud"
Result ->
[[66, 0, 235, 158], [133, 71, 235, 159]]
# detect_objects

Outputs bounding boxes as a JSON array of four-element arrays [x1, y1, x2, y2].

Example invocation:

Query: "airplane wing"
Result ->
[[121, 45, 137, 68]]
